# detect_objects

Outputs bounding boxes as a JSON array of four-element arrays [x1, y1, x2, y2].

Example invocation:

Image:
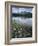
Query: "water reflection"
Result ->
[[12, 17, 32, 26]]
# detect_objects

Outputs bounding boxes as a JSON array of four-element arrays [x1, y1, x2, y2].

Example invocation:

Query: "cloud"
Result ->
[[12, 7, 32, 13]]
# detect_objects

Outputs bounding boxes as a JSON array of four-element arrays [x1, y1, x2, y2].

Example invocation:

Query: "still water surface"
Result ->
[[12, 17, 32, 26]]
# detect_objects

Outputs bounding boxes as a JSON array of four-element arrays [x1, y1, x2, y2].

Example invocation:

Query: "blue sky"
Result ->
[[12, 7, 32, 13]]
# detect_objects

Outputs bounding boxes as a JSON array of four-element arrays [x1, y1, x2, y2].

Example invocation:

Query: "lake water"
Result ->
[[12, 17, 32, 26]]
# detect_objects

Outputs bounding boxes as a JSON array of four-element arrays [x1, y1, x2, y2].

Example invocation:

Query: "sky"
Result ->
[[12, 7, 32, 13]]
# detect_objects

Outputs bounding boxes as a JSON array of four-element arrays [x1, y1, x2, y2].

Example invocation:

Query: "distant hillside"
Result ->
[[12, 12, 32, 18]]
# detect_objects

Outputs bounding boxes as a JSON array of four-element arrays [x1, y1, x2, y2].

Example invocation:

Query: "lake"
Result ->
[[12, 17, 32, 26]]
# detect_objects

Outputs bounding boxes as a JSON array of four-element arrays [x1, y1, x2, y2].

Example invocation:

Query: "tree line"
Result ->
[[12, 12, 32, 18]]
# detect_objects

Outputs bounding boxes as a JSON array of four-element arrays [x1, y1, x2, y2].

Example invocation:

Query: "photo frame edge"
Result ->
[[5, 1, 37, 45]]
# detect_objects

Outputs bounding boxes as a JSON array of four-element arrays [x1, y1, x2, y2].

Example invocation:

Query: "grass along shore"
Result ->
[[11, 20, 32, 38]]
